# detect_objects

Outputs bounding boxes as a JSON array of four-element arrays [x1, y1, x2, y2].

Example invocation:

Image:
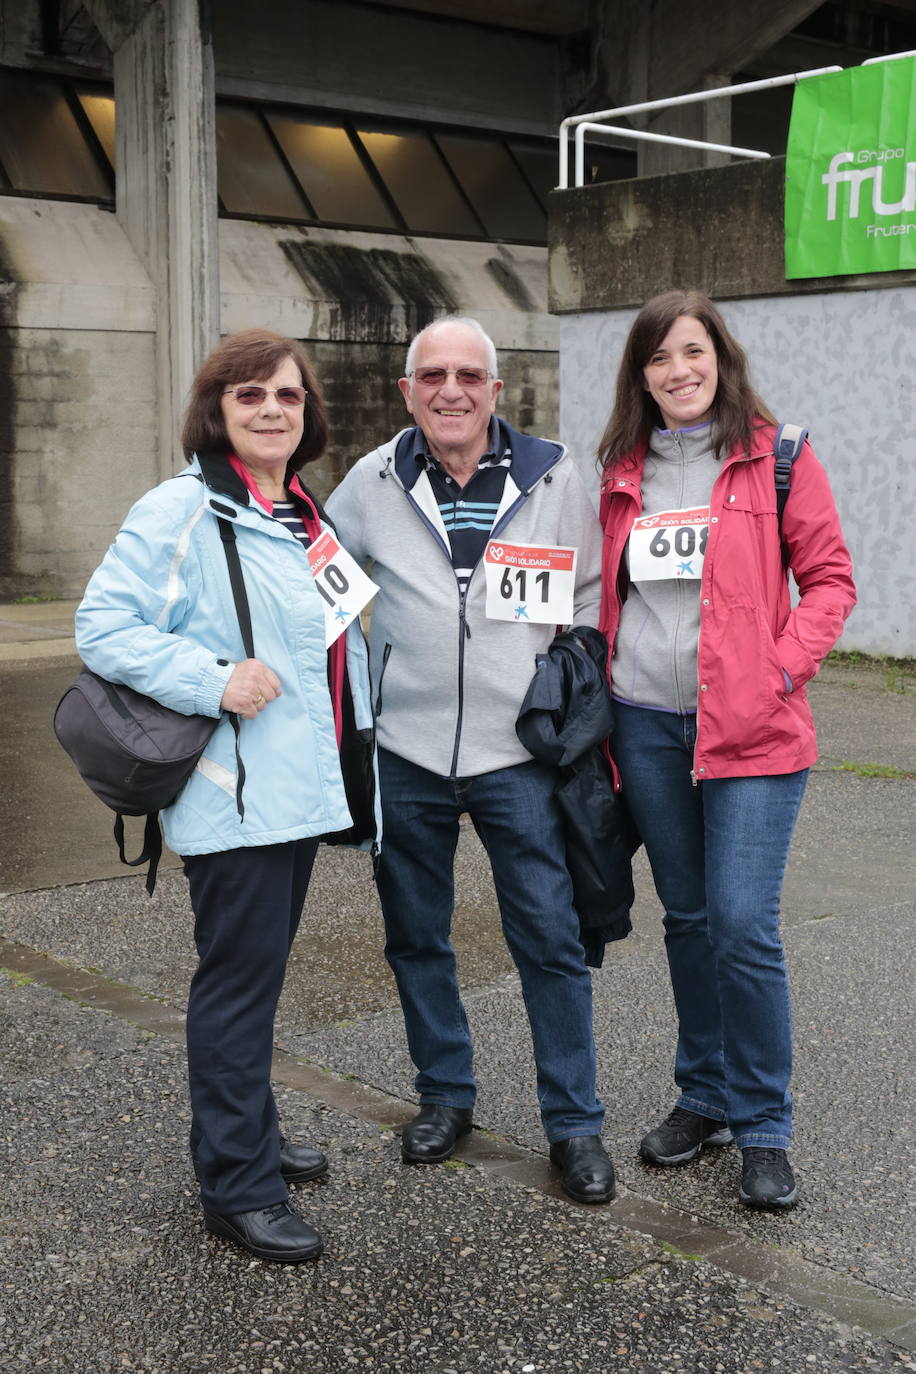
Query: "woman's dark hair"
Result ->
[[597, 289, 775, 476], [181, 328, 329, 465]]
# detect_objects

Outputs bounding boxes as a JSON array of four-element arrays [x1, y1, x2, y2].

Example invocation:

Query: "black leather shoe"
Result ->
[[192, 1136, 328, 1186], [203, 1201, 323, 1263], [401, 1105, 474, 1163], [278, 1136, 328, 1185], [549, 1135, 616, 1204]]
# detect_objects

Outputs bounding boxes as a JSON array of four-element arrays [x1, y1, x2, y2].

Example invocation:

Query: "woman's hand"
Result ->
[[220, 660, 282, 718]]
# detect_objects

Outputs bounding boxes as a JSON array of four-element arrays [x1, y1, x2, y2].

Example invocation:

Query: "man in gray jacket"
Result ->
[[326, 316, 614, 1203]]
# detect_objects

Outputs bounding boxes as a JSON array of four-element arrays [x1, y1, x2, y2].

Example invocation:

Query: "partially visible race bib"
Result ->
[[307, 530, 378, 646], [628, 507, 709, 582], [484, 541, 577, 624]]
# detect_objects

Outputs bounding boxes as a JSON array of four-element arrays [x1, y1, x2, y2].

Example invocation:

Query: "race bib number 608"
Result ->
[[628, 508, 709, 583], [484, 541, 577, 624]]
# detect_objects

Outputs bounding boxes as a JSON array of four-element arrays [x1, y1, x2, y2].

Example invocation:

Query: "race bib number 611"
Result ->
[[484, 541, 577, 624]]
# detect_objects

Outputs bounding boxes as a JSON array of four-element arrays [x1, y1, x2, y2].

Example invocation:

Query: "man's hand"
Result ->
[[220, 659, 282, 719]]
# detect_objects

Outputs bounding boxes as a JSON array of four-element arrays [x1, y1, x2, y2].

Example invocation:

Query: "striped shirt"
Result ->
[[410, 419, 512, 594], [272, 500, 311, 549]]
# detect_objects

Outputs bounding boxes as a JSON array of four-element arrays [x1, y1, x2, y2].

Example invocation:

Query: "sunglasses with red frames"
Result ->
[[223, 385, 308, 407]]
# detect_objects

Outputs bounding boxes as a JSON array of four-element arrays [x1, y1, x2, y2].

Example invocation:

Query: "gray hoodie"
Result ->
[[612, 424, 720, 714], [326, 421, 602, 779]]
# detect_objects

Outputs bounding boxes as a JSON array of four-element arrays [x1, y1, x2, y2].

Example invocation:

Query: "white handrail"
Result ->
[[573, 122, 770, 187], [558, 66, 843, 189], [863, 49, 916, 64]]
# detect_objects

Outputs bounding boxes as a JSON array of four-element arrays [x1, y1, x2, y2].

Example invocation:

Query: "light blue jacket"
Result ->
[[75, 453, 377, 857]]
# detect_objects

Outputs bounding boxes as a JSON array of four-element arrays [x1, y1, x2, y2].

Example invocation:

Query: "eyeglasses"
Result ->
[[223, 385, 307, 407], [409, 367, 492, 388]]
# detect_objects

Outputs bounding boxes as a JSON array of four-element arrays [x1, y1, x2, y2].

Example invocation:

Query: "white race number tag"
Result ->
[[628, 508, 709, 582], [484, 541, 577, 624], [307, 531, 378, 646]]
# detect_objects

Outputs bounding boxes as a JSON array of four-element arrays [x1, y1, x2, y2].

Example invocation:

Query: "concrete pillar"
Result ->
[[640, 75, 733, 176], [83, 0, 219, 479]]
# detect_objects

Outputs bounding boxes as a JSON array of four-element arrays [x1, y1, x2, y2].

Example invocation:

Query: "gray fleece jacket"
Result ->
[[325, 421, 602, 779]]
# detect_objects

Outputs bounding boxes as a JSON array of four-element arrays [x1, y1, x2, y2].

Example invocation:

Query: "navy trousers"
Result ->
[[182, 837, 319, 1213]]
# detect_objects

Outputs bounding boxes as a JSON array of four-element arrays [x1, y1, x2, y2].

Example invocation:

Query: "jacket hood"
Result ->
[[372, 419, 567, 493]]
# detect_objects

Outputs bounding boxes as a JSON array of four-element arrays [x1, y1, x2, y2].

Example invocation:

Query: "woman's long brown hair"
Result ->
[[597, 290, 775, 478]]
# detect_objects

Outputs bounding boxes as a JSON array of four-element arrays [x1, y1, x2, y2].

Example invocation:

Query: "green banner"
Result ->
[[785, 57, 916, 279]]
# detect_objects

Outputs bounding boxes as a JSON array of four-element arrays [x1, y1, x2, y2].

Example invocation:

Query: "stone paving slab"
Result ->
[[2, 970, 914, 1374]]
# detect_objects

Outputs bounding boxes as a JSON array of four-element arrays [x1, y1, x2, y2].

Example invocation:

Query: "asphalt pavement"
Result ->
[[0, 602, 914, 1373]]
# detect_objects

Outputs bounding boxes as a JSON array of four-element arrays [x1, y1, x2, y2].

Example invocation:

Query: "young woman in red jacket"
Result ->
[[598, 290, 856, 1208]]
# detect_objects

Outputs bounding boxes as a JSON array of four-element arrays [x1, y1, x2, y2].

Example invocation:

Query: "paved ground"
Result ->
[[0, 603, 914, 1373]]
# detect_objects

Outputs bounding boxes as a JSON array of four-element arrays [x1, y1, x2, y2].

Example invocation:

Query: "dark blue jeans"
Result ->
[[376, 748, 605, 1143], [183, 837, 319, 1213], [612, 703, 808, 1149]]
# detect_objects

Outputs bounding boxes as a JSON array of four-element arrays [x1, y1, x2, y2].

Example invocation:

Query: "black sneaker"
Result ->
[[639, 1106, 733, 1166], [739, 1147, 798, 1208]]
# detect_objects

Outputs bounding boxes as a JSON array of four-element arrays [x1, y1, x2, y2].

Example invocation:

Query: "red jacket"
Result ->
[[598, 424, 856, 780]]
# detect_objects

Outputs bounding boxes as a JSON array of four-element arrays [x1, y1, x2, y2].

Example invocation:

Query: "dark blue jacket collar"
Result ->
[[392, 419, 564, 494]]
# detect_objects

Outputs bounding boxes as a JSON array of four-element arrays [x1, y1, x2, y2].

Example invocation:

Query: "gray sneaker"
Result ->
[[639, 1106, 733, 1166]]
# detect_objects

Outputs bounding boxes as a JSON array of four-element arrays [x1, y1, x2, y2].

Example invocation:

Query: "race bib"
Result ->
[[628, 508, 709, 582], [484, 541, 577, 624], [307, 530, 378, 646]]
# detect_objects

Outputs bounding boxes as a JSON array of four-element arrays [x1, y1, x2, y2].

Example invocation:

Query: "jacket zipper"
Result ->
[[448, 591, 472, 777], [374, 642, 392, 719]]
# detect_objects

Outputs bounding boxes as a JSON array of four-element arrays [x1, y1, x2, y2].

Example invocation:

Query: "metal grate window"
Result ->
[[0, 70, 111, 200], [0, 67, 637, 242]]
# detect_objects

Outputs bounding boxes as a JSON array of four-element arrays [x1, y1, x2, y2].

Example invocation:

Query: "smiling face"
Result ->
[[220, 355, 305, 480], [643, 315, 719, 432], [398, 323, 503, 473]]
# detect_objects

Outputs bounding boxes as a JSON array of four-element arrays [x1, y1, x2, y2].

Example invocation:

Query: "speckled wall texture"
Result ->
[[559, 288, 916, 657]]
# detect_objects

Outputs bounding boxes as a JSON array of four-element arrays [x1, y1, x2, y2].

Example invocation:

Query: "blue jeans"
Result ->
[[376, 748, 605, 1143], [612, 703, 808, 1150]]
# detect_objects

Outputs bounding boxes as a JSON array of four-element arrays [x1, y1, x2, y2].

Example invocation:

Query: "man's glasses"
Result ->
[[409, 367, 492, 389], [224, 385, 307, 407]]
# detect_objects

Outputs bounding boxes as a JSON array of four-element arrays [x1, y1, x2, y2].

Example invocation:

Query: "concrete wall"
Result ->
[[550, 166, 916, 657], [0, 201, 556, 598]]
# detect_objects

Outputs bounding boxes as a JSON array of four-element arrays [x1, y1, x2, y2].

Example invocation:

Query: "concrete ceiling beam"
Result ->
[[78, 0, 160, 51], [354, 0, 590, 35], [644, 0, 826, 96]]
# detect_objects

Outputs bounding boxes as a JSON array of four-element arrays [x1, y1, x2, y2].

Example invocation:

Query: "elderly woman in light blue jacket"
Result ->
[[76, 329, 378, 1265]]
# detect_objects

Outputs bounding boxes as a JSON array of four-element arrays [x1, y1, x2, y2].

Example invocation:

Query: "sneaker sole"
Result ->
[[204, 1212, 324, 1263], [739, 1185, 798, 1209], [639, 1126, 733, 1167]]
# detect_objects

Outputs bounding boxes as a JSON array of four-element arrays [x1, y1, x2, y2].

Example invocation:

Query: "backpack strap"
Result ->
[[114, 812, 163, 898], [773, 423, 808, 524], [216, 515, 254, 824]]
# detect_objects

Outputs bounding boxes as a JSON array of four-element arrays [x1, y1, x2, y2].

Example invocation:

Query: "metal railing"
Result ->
[[558, 51, 916, 190], [558, 67, 842, 189]]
